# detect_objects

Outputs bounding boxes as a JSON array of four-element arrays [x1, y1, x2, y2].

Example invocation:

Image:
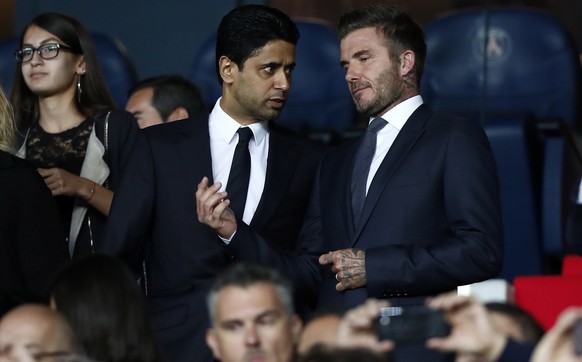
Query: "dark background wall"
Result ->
[[1, 0, 581, 80]]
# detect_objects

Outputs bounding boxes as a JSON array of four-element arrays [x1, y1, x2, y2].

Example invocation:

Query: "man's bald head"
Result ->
[[0, 304, 79, 361]]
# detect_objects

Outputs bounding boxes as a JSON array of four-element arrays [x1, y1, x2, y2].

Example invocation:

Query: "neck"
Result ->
[[38, 94, 85, 133]]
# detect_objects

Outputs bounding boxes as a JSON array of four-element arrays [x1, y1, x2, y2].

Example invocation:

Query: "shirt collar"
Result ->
[[209, 98, 269, 145], [372, 95, 423, 131]]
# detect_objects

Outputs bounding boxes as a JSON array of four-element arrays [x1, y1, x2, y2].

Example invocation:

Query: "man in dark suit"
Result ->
[[100, 5, 323, 362]]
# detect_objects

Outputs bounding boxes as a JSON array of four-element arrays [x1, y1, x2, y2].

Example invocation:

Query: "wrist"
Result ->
[[83, 180, 97, 202]]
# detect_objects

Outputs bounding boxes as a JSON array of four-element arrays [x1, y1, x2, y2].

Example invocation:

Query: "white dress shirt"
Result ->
[[209, 98, 269, 225], [365, 95, 423, 193]]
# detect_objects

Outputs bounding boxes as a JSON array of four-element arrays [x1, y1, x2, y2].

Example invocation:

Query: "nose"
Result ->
[[344, 63, 360, 83], [244, 325, 260, 347], [274, 69, 290, 91], [29, 50, 43, 66]]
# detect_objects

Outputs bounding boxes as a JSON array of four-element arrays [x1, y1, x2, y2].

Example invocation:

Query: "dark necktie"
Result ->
[[351, 117, 388, 225], [226, 127, 253, 220]]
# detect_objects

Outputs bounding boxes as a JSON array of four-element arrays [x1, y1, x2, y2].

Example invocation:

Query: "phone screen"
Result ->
[[377, 305, 450, 344], [574, 318, 582, 356]]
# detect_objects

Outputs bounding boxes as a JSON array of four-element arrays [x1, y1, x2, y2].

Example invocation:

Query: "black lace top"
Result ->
[[25, 119, 94, 237]]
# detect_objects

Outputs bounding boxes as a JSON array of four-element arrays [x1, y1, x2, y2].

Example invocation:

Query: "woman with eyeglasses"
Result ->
[[10, 13, 139, 258], [0, 85, 69, 316]]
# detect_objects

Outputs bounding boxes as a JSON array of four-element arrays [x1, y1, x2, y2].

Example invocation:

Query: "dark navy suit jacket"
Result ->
[[311, 104, 504, 309]]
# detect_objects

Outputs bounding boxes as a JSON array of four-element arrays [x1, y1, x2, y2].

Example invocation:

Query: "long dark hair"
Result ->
[[50, 253, 164, 362], [11, 12, 115, 130]]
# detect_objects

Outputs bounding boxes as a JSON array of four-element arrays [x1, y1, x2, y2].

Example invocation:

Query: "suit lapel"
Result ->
[[176, 115, 214, 191], [250, 126, 298, 231], [351, 105, 431, 244], [343, 142, 360, 237]]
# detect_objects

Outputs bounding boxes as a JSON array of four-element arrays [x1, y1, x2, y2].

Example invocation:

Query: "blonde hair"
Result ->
[[0, 86, 16, 153]]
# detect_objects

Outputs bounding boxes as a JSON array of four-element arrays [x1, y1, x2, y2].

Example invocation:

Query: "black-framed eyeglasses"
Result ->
[[14, 43, 74, 63]]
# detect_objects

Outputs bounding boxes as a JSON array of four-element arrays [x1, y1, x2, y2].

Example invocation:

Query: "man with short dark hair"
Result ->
[[125, 75, 205, 128], [206, 262, 302, 362], [102, 5, 323, 361]]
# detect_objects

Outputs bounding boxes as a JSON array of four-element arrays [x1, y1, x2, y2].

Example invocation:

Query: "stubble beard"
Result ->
[[355, 67, 404, 117]]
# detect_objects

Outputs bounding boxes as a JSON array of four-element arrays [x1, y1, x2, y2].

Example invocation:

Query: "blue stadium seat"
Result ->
[[90, 33, 138, 107], [421, 7, 582, 280], [0, 37, 19, 94], [0, 33, 137, 107]]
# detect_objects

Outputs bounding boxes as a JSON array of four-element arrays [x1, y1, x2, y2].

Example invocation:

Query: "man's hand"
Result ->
[[531, 307, 582, 362], [319, 248, 366, 291], [426, 292, 506, 362], [195, 177, 237, 239]]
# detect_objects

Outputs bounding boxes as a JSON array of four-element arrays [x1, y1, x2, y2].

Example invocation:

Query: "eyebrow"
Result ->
[[340, 49, 371, 68], [261, 61, 296, 69], [219, 309, 282, 326], [22, 38, 63, 47]]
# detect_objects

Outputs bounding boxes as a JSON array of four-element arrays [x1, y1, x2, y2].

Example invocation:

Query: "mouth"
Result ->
[[267, 97, 286, 110], [351, 83, 369, 97], [29, 72, 47, 79], [244, 351, 267, 362]]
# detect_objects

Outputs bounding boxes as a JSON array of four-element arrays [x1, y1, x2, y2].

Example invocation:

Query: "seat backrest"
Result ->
[[422, 7, 581, 126], [562, 254, 582, 277], [514, 275, 582, 330], [483, 114, 545, 280], [0, 33, 137, 107], [90, 33, 138, 107], [422, 7, 582, 274], [189, 33, 220, 112], [0, 37, 19, 94], [189, 19, 356, 134]]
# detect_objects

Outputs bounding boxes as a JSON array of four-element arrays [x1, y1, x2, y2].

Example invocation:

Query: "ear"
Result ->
[[290, 314, 303, 344], [167, 107, 189, 122], [76, 55, 86, 76], [206, 328, 221, 360], [399, 50, 415, 77], [219, 55, 237, 84]]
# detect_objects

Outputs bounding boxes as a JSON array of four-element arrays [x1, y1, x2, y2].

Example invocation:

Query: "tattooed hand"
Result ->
[[319, 248, 366, 291]]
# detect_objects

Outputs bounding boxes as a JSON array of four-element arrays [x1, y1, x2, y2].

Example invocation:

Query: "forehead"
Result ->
[[22, 24, 61, 45], [127, 87, 154, 107], [340, 27, 387, 53], [214, 283, 284, 321], [0, 317, 45, 345], [244, 40, 295, 65]]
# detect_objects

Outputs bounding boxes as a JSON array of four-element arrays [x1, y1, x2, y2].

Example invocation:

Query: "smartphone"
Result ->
[[377, 305, 450, 344], [574, 318, 582, 356]]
